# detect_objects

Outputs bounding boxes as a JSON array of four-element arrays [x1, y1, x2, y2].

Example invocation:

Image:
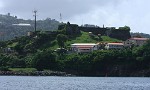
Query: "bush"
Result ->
[[0, 66, 9, 71], [32, 50, 57, 71]]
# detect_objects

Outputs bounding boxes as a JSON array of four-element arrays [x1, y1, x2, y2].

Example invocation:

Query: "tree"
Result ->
[[14, 43, 24, 54], [0, 41, 6, 48], [119, 26, 130, 31], [56, 34, 67, 48], [32, 50, 57, 71], [0, 54, 22, 68]]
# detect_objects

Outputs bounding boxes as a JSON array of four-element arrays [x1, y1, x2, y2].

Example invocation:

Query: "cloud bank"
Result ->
[[0, 0, 150, 34]]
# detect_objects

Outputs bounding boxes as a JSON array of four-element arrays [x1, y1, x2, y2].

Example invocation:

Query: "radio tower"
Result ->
[[33, 10, 37, 32], [60, 13, 62, 23]]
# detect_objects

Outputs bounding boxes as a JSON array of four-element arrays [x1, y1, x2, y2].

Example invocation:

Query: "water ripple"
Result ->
[[0, 76, 150, 90]]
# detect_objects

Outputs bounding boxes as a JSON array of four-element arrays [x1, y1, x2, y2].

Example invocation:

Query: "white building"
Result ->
[[105, 43, 124, 50], [27, 31, 34, 36], [124, 38, 149, 47], [71, 43, 99, 53], [12, 23, 31, 26]]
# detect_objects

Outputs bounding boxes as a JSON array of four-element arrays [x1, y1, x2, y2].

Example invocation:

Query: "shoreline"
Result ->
[[0, 71, 75, 76], [1, 70, 150, 77]]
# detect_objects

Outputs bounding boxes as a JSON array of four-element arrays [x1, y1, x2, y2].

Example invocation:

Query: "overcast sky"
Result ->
[[0, 0, 150, 34]]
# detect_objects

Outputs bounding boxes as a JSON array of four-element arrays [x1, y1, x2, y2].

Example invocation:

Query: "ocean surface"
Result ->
[[0, 76, 150, 90]]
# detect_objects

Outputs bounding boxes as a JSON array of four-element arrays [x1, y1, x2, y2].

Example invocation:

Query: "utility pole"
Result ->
[[33, 10, 37, 32]]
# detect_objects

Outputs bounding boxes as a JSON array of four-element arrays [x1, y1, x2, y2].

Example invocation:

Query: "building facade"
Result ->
[[124, 38, 149, 47], [105, 43, 124, 50], [71, 43, 99, 53]]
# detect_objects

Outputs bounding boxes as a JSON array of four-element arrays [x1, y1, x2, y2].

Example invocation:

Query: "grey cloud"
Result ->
[[0, 0, 120, 20], [1, 0, 149, 34]]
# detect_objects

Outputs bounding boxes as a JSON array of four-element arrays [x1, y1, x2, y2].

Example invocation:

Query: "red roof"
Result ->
[[129, 38, 149, 41], [78, 47, 91, 49], [107, 43, 124, 45], [76, 45, 94, 48]]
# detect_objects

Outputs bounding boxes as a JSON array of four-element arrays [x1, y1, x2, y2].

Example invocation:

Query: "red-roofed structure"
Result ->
[[129, 38, 149, 41], [71, 43, 99, 53], [105, 43, 124, 50], [124, 37, 149, 46]]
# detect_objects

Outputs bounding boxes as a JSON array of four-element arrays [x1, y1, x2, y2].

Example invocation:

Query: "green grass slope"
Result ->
[[49, 31, 122, 49], [101, 36, 122, 42], [5, 31, 122, 51]]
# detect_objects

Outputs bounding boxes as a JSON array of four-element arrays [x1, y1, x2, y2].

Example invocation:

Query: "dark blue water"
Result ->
[[0, 76, 150, 90]]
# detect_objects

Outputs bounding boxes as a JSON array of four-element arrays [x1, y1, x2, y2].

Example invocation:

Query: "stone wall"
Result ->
[[58, 22, 81, 36], [79, 27, 108, 36], [58, 23, 131, 41], [109, 29, 131, 41]]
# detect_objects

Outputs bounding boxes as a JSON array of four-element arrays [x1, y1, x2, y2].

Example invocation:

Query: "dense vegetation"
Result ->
[[108, 26, 131, 41], [0, 16, 150, 76], [0, 28, 150, 77]]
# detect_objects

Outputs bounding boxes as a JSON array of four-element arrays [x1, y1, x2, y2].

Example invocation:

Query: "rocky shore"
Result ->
[[0, 71, 74, 76]]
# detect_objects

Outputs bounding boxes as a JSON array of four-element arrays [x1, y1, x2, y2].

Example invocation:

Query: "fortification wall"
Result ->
[[58, 23, 131, 41], [109, 29, 131, 40], [79, 27, 108, 35]]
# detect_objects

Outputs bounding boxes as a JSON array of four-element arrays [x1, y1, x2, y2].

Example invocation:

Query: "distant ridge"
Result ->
[[131, 32, 150, 38], [0, 13, 60, 41]]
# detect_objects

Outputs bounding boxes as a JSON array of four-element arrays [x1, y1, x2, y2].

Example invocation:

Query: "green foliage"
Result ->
[[32, 50, 57, 71], [56, 34, 67, 48], [0, 66, 9, 71], [0, 54, 26, 68], [119, 26, 130, 31], [109, 26, 131, 41], [9, 68, 36, 72], [61, 49, 136, 76], [1, 25, 150, 76], [14, 43, 24, 54], [12, 36, 31, 54], [41, 31, 121, 50], [9, 59, 26, 68], [66, 31, 97, 45], [90, 34, 99, 41], [64, 54, 92, 75], [0, 41, 7, 48], [131, 40, 150, 70], [101, 36, 122, 42], [23, 55, 34, 67]]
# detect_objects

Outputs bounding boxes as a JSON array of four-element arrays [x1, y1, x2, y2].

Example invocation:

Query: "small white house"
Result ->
[[27, 31, 34, 36], [124, 38, 149, 47], [105, 43, 124, 50], [71, 43, 99, 53]]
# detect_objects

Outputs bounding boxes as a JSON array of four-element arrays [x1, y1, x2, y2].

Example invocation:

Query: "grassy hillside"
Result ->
[[4, 31, 122, 51], [0, 30, 125, 74], [66, 32, 98, 44], [66, 31, 121, 45], [48, 31, 121, 50], [101, 36, 122, 42]]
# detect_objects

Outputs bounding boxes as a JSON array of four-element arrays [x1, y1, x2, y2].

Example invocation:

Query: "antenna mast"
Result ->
[[60, 13, 62, 23]]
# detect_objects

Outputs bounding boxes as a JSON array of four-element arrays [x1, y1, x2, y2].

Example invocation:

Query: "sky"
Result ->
[[0, 0, 150, 34]]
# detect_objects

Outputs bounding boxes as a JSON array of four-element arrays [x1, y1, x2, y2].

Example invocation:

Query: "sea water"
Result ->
[[0, 76, 150, 90]]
